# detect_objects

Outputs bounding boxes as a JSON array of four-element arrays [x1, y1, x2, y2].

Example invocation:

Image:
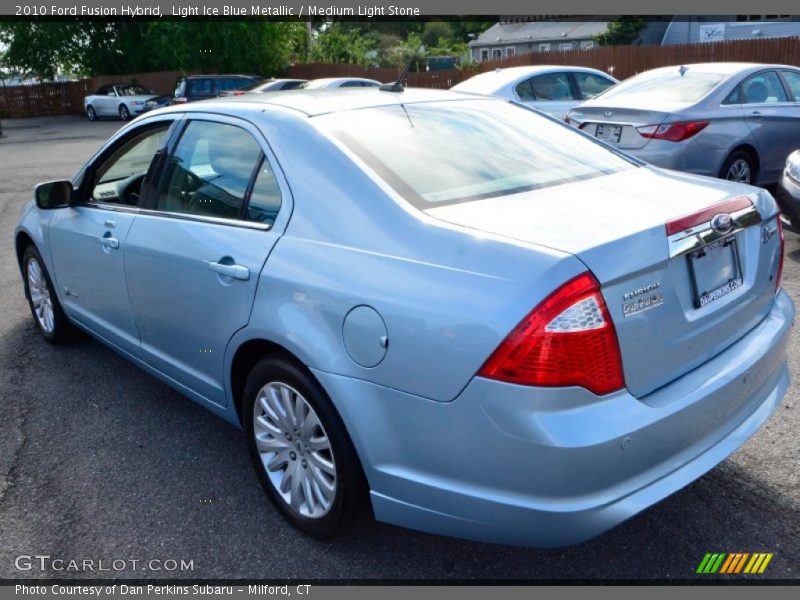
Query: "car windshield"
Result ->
[[599, 68, 728, 103], [319, 99, 635, 206], [117, 85, 153, 96]]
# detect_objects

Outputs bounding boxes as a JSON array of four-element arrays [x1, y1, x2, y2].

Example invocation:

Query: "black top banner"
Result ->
[[3, 0, 800, 17]]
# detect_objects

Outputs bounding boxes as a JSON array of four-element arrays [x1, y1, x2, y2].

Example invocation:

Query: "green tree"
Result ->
[[595, 17, 648, 46], [310, 23, 377, 66]]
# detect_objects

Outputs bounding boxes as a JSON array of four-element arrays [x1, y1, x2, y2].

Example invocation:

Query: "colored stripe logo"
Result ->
[[696, 553, 773, 574]]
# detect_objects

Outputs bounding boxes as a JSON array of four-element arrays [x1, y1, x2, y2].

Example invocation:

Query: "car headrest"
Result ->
[[746, 81, 768, 104]]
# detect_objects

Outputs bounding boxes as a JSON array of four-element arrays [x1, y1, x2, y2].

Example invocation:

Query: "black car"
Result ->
[[171, 74, 262, 104], [776, 149, 800, 233]]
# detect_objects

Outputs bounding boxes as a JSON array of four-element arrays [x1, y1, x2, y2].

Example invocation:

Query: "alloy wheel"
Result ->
[[726, 158, 752, 183], [252, 381, 337, 519], [27, 258, 54, 333]]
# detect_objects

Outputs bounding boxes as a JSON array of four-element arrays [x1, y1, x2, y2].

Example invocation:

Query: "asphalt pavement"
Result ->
[[0, 115, 798, 580]]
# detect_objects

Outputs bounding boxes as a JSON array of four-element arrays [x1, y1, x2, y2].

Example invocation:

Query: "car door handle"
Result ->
[[101, 236, 119, 249], [209, 261, 250, 281], [750, 110, 763, 117]]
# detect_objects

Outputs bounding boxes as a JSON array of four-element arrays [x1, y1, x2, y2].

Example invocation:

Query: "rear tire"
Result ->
[[86, 105, 97, 121], [21, 245, 74, 344], [243, 354, 369, 539], [118, 104, 130, 121], [719, 149, 757, 185]]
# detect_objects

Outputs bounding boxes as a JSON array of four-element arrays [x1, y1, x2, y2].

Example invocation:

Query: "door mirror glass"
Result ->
[[35, 180, 73, 209]]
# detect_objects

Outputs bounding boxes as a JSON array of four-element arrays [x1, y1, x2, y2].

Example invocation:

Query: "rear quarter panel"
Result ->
[[233, 109, 586, 402]]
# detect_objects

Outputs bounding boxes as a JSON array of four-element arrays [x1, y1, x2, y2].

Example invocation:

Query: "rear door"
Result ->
[[49, 118, 176, 355], [739, 70, 800, 180], [124, 114, 290, 407]]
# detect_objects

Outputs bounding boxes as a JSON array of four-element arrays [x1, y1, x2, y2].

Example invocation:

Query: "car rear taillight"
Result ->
[[776, 217, 785, 294], [478, 272, 625, 396], [637, 121, 709, 142]]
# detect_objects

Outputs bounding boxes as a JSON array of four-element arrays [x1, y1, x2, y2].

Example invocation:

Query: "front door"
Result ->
[[49, 120, 174, 354], [124, 115, 288, 407]]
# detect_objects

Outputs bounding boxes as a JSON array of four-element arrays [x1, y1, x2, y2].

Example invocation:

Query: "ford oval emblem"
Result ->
[[604, 111, 613, 117], [710, 213, 734, 234]]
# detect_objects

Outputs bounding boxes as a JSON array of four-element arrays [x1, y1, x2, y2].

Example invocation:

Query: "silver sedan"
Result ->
[[566, 63, 800, 186]]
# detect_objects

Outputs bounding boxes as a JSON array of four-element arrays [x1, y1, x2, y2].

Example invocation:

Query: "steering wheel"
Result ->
[[113, 173, 147, 206]]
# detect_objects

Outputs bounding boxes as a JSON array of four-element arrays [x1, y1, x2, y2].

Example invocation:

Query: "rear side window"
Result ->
[[740, 71, 787, 104], [514, 79, 535, 101], [246, 159, 282, 225], [188, 78, 212, 96], [321, 100, 634, 207], [574, 72, 615, 99], [155, 121, 262, 219], [217, 78, 254, 92], [529, 73, 575, 101]]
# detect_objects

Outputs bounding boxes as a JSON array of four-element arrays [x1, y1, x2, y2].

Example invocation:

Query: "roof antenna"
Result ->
[[380, 42, 423, 92]]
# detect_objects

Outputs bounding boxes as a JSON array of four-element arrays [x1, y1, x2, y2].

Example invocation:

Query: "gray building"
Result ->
[[661, 16, 800, 45], [468, 20, 609, 62]]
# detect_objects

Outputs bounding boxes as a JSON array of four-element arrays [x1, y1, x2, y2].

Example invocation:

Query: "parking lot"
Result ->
[[0, 115, 798, 580]]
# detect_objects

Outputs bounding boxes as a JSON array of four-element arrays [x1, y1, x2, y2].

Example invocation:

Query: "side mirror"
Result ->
[[35, 180, 73, 210]]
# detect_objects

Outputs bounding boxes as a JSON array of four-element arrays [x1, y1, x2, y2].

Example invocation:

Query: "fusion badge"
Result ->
[[622, 282, 663, 317]]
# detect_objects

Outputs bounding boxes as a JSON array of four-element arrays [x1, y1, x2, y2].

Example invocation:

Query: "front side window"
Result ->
[[89, 124, 170, 205], [320, 100, 634, 207], [155, 121, 262, 220], [574, 72, 615, 99], [781, 70, 800, 100], [740, 71, 788, 104], [530, 72, 575, 101]]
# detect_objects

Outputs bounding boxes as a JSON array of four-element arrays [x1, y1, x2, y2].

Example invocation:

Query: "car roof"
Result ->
[[185, 74, 259, 79], [640, 62, 797, 76], [452, 65, 614, 93], [157, 87, 498, 117]]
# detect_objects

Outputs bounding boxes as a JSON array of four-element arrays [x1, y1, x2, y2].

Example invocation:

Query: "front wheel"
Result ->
[[86, 105, 97, 121], [243, 355, 368, 539], [118, 104, 130, 121], [720, 149, 757, 185], [21, 245, 74, 344]]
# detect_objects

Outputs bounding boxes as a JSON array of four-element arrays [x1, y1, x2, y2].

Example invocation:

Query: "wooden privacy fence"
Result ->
[[3, 37, 800, 118], [288, 36, 800, 88]]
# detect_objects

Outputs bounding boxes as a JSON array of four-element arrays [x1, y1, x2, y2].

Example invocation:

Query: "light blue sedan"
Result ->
[[14, 88, 793, 547]]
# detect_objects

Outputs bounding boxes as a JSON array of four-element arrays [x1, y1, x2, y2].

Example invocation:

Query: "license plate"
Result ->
[[595, 124, 622, 143], [687, 236, 743, 308]]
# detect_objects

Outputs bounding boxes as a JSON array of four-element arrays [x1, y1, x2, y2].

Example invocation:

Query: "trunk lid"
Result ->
[[426, 167, 781, 397], [568, 100, 691, 150]]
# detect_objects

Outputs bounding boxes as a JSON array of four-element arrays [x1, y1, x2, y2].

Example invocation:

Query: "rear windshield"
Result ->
[[318, 100, 635, 206], [600, 68, 728, 103]]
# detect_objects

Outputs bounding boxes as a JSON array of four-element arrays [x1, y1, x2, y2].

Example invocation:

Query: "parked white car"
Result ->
[[299, 77, 382, 89], [451, 65, 618, 119], [84, 84, 159, 121]]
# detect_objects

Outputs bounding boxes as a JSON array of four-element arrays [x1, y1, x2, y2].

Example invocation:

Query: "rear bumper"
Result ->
[[623, 138, 725, 178], [314, 291, 793, 547]]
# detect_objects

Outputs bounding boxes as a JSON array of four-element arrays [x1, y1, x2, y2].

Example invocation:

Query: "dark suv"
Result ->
[[171, 74, 262, 104]]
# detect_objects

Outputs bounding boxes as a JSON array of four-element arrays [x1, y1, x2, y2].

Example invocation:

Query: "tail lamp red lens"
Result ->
[[478, 272, 625, 396], [637, 121, 709, 142]]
